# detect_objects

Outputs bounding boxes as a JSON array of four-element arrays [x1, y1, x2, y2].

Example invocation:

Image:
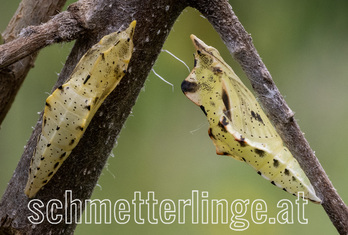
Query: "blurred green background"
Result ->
[[1, 0, 347, 234]]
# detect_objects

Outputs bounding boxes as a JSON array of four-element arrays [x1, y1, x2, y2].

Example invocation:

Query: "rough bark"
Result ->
[[0, 0, 68, 125], [0, 0, 347, 234]]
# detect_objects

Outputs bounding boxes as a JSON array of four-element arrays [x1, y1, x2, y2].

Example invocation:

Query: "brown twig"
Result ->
[[0, 11, 82, 69], [0, 0, 68, 125]]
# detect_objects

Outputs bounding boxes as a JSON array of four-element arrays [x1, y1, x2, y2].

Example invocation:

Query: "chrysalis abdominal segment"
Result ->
[[181, 35, 321, 204], [24, 21, 136, 198]]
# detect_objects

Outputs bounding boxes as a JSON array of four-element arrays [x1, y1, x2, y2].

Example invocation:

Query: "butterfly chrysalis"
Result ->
[[181, 35, 321, 203], [24, 20, 136, 198]]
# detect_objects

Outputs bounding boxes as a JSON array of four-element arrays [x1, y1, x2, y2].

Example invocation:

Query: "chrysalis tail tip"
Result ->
[[309, 193, 322, 204], [24, 187, 36, 198]]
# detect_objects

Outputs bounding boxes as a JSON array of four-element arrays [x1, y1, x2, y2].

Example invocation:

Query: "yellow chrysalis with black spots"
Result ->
[[24, 20, 136, 198], [181, 35, 321, 203]]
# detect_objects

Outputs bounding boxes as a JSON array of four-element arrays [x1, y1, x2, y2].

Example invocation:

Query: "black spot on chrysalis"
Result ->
[[54, 162, 59, 169], [208, 128, 216, 140], [48, 172, 53, 177], [236, 136, 246, 147], [284, 168, 290, 176], [181, 80, 199, 93], [251, 110, 256, 119], [45, 102, 51, 111], [69, 139, 75, 146], [222, 89, 231, 120], [47, 143, 51, 147], [83, 75, 91, 84], [251, 110, 264, 124], [60, 152, 66, 159], [76, 126, 84, 131], [257, 171, 262, 175], [114, 41, 120, 47], [85, 105, 91, 111], [200, 105, 207, 116], [221, 115, 229, 126], [212, 67, 223, 74], [271, 181, 276, 186], [42, 180, 47, 184], [237, 140, 246, 147], [56, 126, 60, 131], [218, 122, 228, 133], [273, 159, 279, 168], [255, 149, 265, 157]]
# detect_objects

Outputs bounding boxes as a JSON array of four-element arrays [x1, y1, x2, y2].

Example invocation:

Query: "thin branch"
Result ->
[[0, 0, 113, 70], [0, 10, 83, 69], [190, 0, 348, 234], [0, 0, 68, 125]]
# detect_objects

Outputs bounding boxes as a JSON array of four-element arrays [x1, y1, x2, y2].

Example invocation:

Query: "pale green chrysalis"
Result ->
[[24, 21, 136, 198], [181, 35, 321, 204]]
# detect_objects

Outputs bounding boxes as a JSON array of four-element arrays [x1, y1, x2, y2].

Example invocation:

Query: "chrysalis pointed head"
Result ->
[[181, 35, 208, 106], [190, 34, 223, 62], [99, 21, 136, 62], [126, 20, 136, 39], [181, 35, 224, 107], [190, 34, 210, 52], [116, 20, 136, 62], [100, 20, 136, 45]]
